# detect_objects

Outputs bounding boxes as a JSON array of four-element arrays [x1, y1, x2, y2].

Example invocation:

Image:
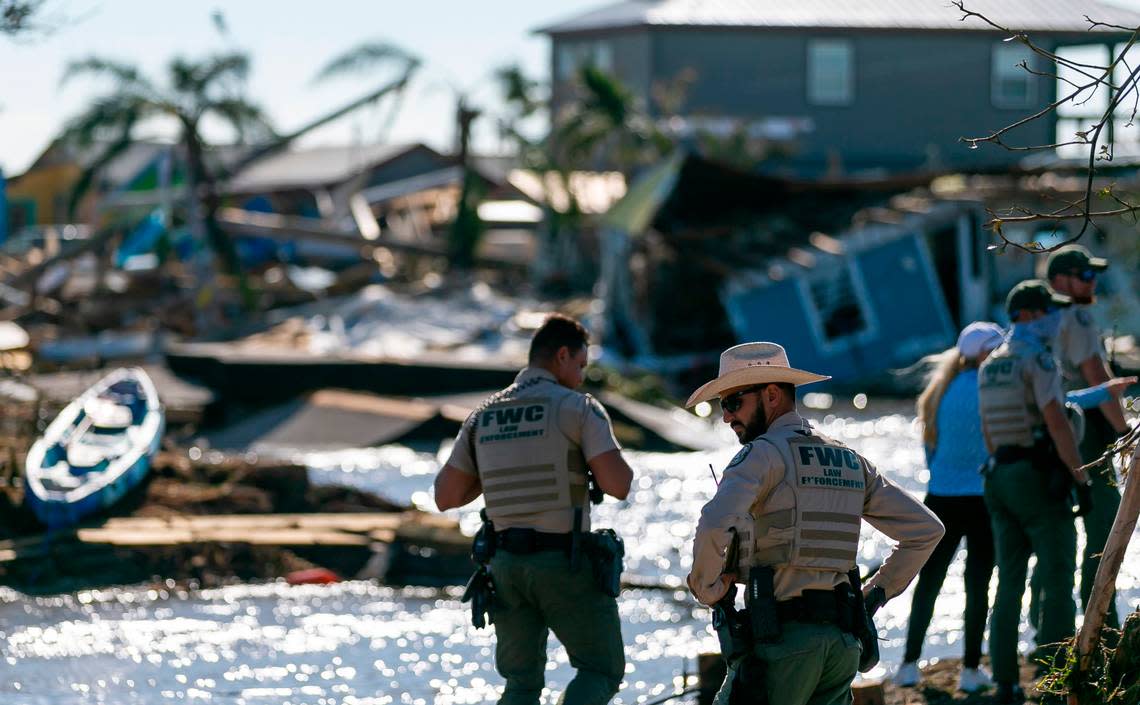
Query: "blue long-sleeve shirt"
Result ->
[[926, 369, 988, 496], [925, 366, 1112, 497]]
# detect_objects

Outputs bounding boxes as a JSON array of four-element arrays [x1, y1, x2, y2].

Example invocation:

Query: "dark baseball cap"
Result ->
[[1046, 245, 1109, 279], [1007, 279, 1072, 317]]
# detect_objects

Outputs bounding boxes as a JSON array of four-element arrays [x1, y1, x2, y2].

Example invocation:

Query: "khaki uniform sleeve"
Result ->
[[561, 394, 621, 462], [688, 441, 784, 606], [1028, 353, 1065, 412], [860, 461, 945, 600], [443, 415, 478, 475], [1061, 309, 1106, 369]]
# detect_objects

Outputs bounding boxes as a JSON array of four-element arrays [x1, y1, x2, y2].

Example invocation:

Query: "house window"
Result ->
[[557, 40, 613, 81], [807, 40, 853, 106], [992, 43, 1035, 108], [807, 264, 869, 343], [1054, 43, 1140, 156]]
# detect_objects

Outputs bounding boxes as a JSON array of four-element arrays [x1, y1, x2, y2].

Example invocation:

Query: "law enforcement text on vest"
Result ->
[[733, 426, 865, 578], [470, 376, 595, 534], [979, 337, 1061, 450]]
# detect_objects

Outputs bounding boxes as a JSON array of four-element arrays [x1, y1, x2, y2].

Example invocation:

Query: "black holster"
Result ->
[[712, 584, 751, 663], [715, 577, 771, 705], [846, 568, 880, 673], [746, 566, 781, 644], [463, 510, 497, 629], [584, 528, 624, 598], [471, 509, 497, 564], [1032, 436, 1073, 501], [461, 565, 495, 629]]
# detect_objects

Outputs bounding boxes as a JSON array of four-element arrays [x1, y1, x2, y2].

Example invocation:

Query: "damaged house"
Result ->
[[598, 152, 995, 385]]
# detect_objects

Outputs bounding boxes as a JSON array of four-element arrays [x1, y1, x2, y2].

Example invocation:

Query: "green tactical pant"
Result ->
[[984, 459, 1077, 685], [1078, 409, 1122, 628], [489, 548, 624, 705], [713, 622, 861, 705]]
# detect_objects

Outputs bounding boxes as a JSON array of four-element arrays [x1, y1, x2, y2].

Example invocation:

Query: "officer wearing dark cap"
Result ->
[[1046, 245, 1130, 627], [979, 280, 1091, 704]]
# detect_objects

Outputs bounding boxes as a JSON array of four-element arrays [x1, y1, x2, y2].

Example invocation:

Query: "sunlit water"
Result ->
[[3, 404, 1138, 704]]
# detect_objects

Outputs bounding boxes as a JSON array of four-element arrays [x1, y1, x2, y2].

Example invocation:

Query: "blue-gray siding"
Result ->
[[552, 29, 1086, 173]]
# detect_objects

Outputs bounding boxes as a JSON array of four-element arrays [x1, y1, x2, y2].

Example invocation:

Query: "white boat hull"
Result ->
[[24, 367, 164, 528]]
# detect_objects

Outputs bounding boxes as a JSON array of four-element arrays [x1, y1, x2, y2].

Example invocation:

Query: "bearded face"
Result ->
[[723, 386, 773, 444]]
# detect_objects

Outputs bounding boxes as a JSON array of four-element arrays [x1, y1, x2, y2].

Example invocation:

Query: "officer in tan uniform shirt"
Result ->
[[1047, 245, 1130, 626], [435, 314, 634, 705], [686, 342, 944, 705], [979, 280, 1090, 704]]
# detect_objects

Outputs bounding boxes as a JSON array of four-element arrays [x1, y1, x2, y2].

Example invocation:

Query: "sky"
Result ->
[[6, 0, 1140, 177], [0, 0, 603, 175]]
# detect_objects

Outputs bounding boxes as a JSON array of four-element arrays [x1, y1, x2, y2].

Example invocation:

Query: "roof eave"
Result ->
[[536, 22, 1139, 38], [533, 20, 647, 36]]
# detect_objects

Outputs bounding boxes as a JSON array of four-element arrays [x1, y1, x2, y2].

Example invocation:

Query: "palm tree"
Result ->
[[57, 40, 420, 312], [553, 65, 672, 174], [1, 0, 41, 36], [314, 41, 494, 268], [58, 51, 275, 306]]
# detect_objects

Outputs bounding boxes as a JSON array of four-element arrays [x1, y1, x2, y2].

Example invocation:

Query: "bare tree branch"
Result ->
[[955, 1, 1140, 251]]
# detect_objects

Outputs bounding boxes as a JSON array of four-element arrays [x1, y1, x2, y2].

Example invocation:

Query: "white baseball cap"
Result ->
[[956, 322, 1005, 359]]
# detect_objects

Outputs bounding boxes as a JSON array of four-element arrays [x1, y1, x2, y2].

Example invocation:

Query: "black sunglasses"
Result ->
[[720, 386, 765, 413], [1067, 269, 1097, 282]]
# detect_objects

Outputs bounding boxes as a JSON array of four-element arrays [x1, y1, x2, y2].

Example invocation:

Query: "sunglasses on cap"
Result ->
[[720, 385, 765, 413], [1066, 269, 1097, 282]]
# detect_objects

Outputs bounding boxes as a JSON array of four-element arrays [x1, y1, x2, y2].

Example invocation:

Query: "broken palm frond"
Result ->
[[1039, 612, 1140, 705]]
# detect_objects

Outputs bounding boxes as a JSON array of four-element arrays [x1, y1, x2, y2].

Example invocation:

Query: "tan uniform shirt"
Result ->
[[446, 367, 621, 532], [979, 334, 1065, 448], [1056, 306, 1106, 391], [688, 412, 944, 605]]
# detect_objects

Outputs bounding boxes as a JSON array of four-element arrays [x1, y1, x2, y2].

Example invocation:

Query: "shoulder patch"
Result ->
[[585, 395, 610, 421], [1036, 351, 1056, 372], [727, 443, 753, 468], [1075, 309, 1093, 327]]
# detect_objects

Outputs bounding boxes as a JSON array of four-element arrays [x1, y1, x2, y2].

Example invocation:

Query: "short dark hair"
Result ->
[[529, 314, 589, 364], [774, 382, 796, 400]]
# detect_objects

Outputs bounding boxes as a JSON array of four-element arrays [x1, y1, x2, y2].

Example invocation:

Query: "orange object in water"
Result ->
[[285, 568, 342, 585]]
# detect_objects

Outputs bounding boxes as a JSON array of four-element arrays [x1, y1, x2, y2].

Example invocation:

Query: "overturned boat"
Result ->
[[24, 367, 165, 528]]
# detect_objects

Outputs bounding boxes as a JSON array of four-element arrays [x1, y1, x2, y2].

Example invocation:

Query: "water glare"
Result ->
[[2, 401, 1136, 703]]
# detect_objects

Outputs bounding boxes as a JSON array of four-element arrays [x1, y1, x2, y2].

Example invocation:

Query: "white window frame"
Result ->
[[992, 43, 1036, 108], [807, 39, 854, 106], [798, 257, 877, 354]]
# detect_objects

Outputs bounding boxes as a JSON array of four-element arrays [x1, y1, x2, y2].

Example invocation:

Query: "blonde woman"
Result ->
[[896, 322, 1135, 693], [895, 322, 1004, 693]]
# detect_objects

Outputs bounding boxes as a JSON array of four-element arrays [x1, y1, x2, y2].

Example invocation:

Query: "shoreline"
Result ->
[[0, 449, 473, 594]]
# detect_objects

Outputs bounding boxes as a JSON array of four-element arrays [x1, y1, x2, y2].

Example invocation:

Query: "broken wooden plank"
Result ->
[[97, 512, 409, 532], [78, 527, 374, 547]]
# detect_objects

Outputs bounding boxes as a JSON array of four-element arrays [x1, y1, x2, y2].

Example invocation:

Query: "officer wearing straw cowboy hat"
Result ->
[[686, 342, 944, 705]]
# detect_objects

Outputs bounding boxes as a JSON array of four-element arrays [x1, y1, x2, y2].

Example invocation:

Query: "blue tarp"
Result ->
[[235, 195, 284, 266], [115, 209, 167, 268]]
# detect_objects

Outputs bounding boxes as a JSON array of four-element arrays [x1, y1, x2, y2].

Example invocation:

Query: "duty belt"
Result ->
[[992, 445, 1034, 464], [775, 588, 847, 625], [496, 528, 574, 554]]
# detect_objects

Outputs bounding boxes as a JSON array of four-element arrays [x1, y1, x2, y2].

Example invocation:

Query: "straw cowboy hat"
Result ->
[[686, 342, 830, 408]]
